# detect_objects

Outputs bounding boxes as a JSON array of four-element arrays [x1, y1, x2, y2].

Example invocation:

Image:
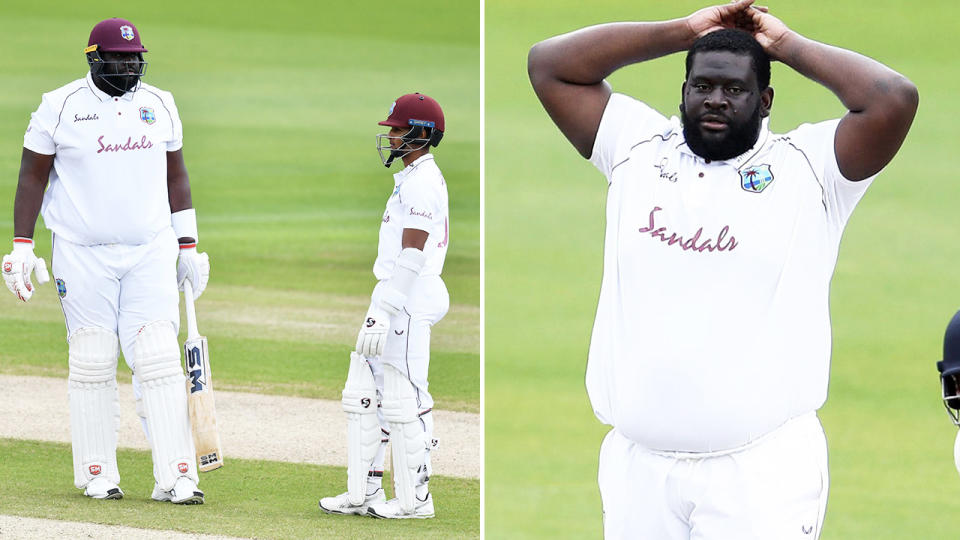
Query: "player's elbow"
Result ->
[[528, 43, 545, 84], [528, 40, 557, 88], [886, 75, 919, 123]]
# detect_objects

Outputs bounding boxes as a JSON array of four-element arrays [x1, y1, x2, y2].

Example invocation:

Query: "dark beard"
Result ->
[[681, 105, 762, 161], [94, 63, 142, 96]]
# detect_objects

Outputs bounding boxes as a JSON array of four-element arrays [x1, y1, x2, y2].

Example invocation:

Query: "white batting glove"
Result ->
[[2, 238, 49, 302], [356, 304, 391, 357], [177, 244, 210, 300]]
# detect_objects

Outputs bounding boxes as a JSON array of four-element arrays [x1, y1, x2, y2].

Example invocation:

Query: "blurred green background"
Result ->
[[0, 1, 479, 537], [486, 0, 960, 538]]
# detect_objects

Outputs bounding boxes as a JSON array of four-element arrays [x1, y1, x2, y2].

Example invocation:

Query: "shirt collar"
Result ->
[[393, 153, 435, 185], [85, 72, 139, 102], [678, 117, 771, 168]]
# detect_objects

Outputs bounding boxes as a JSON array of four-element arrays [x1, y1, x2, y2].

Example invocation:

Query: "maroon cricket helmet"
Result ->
[[87, 18, 148, 53], [379, 93, 445, 133]]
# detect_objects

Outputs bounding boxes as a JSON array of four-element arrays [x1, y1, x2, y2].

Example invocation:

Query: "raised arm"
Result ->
[[742, 7, 918, 181], [527, 0, 759, 158]]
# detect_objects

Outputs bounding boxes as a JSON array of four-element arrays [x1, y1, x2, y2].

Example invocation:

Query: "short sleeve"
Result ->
[[784, 119, 875, 229], [400, 176, 442, 233], [588, 93, 669, 182], [23, 95, 57, 155], [160, 91, 184, 152]]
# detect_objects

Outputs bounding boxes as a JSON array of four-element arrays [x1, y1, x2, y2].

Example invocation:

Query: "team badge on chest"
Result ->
[[55, 278, 67, 298], [740, 164, 774, 193], [139, 107, 156, 125]]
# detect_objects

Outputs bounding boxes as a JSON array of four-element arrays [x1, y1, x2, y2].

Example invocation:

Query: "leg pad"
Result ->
[[68, 327, 120, 489], [342, 352, 380, 506], [382, 364, 425, 513], [133, 321, 197, 490]]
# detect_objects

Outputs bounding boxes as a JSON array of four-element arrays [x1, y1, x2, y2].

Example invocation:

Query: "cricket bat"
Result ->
[[182, 280, 223, 472]]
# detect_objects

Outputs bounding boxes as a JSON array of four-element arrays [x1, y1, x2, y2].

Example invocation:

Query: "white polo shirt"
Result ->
[[373, 154, 449, 280], [586, 93, 875, 452], [23, 73, 183, 246]]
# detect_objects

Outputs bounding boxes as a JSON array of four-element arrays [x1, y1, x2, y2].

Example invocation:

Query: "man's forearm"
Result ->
[[529, 19, 696, 86], [13, 176, 47, 239], [167, 173, 193, 214], [769, 32, 917, 114]]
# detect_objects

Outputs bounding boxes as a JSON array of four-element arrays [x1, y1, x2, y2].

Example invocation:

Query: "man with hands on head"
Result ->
[[4, 18, 210, 504], [319, 93, 449, 520], [529, 1, 916, 538]]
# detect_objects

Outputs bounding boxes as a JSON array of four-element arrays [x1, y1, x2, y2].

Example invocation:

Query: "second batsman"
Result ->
[[319, 93, 450, 519]]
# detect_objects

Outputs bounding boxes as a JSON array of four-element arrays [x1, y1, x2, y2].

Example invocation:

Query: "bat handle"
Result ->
[[183, 280, 200, 340]]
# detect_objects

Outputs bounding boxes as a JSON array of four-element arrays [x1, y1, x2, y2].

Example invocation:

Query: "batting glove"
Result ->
[[356, 304, 391, 357], [2, 238, 49, 302], [177, 243, 210, 300]]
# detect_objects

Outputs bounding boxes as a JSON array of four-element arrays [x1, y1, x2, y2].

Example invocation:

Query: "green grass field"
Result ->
[[486, 0, 960, 538], [0, 439, 478, 539], [0, 1, 479, 538]]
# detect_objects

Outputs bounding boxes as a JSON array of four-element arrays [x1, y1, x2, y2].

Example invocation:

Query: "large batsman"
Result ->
[[182, 280, 223, 472]]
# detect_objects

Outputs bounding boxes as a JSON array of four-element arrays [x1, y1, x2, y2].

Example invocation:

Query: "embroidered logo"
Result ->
[[56, 278, 67, 298], [409, 208, 433, 220], [638, 206, 737, 253], [74, 113, 99, 123], [89, 464, 101, 476], [740, 164, 774, 193], [120, 26, 135, 41], [178, 462, 189, 474], [654, 158, 679, 182], [97, 135, 153, 153], [139, 107, 156, 125]]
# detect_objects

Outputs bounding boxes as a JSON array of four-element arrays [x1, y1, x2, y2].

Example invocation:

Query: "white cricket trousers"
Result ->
[[52, 227, 180, 361], [599, 412, 829, 540], [368, 275, 449, 412]]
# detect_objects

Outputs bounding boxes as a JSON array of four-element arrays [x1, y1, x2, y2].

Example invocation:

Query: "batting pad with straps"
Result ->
[[342, 351, 381, 506], [133, 320, 198, 490], [382, 363, 427, 513], [68, 326, 121, 489]]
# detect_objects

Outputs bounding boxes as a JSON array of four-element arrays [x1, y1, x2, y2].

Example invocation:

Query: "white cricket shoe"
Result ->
[[83, 477, 123, 500], [367, 493, 434, 519], [318, 489, 386, 516], [151, 477, 204, 505]]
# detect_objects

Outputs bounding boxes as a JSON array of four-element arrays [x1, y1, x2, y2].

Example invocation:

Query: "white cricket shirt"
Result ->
[[373, 154, 449, 280], [23, 73, 183, 246], [586, 93, 875, 452]]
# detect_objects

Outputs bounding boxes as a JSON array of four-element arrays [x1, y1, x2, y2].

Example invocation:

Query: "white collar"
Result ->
[[393, 153, 435, 184], [85, 72, 139, 102], [678, 117, 771, 169]]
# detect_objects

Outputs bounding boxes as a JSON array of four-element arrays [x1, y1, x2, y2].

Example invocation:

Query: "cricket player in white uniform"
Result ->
[[3, 18, 210, 504], [529, 1, 917, 537], [319, 93, 449, 519]]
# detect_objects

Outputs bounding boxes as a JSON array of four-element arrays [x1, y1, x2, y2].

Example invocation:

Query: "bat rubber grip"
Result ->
[[183, 281, 200, 340]]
